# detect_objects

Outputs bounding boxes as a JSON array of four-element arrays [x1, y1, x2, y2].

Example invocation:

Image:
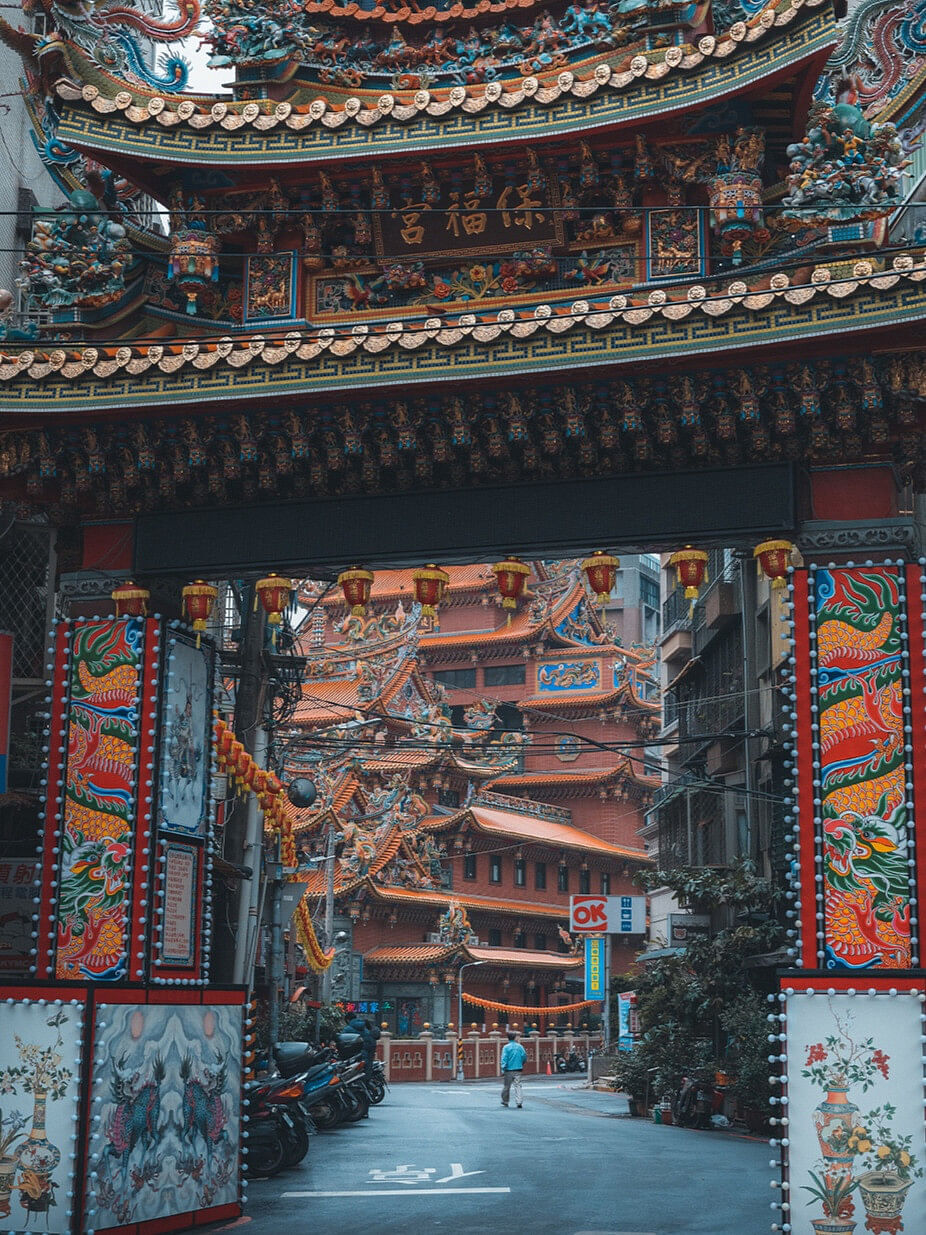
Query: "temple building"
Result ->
[[288, 561, 658, 1033]]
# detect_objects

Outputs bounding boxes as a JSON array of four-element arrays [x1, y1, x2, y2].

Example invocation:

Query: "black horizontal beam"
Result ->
[[133, 463, 796, 576]]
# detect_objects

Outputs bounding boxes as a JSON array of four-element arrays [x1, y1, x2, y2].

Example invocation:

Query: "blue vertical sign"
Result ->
[[584, 936, 605, 1002]]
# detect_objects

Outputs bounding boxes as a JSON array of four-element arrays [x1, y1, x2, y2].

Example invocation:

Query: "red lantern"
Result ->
[[338, 567, 374, 617], [255, 573, 293, 646], [111, 580, 150, 618], [580, 551, 620, 607], [668, 547, 709, 601], [754, 540, 794, 589], [492, 557, 530, 625], [412, 565, 450, 625], [181, 579, 218, 647]]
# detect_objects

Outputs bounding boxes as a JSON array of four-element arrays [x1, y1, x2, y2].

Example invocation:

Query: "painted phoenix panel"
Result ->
[[811, 568, 912, 970], [88, 1002, 242, 1228], [783, 986, 926, 1235], [55, 620, 145, 981]]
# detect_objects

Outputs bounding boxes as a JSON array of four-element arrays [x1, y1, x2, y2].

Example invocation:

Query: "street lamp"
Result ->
[[456, 960, 487, 1080]]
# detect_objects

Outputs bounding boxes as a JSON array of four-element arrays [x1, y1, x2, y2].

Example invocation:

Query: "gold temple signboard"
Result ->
[[373, 173, 563, 260]]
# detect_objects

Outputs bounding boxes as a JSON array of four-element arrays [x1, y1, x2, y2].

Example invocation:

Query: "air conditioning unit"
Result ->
[[427, 933, 442, 943]]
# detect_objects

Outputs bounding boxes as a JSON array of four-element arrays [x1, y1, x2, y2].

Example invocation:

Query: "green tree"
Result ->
[[611, 861, 784, 1117]]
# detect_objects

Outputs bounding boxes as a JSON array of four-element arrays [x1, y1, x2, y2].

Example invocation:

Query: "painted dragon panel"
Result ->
[[55, 620, 144, 981], [88, 1002, 242, 1227], [812, 568, 912, 970]]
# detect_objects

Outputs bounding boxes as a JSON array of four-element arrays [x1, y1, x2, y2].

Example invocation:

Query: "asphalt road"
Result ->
[[211, 1078, 770, 1235]]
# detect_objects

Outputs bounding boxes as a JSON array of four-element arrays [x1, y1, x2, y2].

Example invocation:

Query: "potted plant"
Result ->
[[801, 1168, 858, 1234], [0, 1109, 27, 1219], [855, 1105, 923, 1225]]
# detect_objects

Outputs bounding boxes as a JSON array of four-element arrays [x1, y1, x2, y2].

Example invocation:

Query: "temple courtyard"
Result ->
[[223, 1078, 768, 1234]]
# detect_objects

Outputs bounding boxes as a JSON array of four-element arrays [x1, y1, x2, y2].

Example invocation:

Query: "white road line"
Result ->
[[282, 1187, 512, 1197]]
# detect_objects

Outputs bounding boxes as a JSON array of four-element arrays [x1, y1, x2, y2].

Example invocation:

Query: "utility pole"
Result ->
[[267, 833, 283, 1046], [320, 816, 337, 1005]]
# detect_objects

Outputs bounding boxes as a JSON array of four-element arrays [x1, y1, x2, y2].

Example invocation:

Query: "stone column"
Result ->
[[469, 1030, 480, 1078], [379, 1028, 392, 1083], [419, 1030, 434, 1081]]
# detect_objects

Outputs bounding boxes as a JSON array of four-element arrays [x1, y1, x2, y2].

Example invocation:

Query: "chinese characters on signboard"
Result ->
[[375, 173, 563, 259]]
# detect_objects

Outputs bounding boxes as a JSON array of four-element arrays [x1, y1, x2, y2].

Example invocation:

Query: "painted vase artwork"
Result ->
[[0, 1003, 81, 1233], [786, 991, 926, 1235]]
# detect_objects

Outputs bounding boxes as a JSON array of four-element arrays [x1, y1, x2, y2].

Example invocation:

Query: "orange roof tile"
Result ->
[[319, 564, 498, 603], [420, 579, 579, 650], [363, 943, 458, 964], [466, 805, 651, 862], [464, 945, 582, 969], [365, 885, 570, 919], [519, 681, 659, 713], [488, 762, 658, 792]]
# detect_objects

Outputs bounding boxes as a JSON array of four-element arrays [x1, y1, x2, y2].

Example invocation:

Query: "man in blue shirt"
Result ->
[[500, 1030, 527, 1108]]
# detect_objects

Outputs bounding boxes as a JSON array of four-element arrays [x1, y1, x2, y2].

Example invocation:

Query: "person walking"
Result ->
[[500, 1030, 527, 1108]]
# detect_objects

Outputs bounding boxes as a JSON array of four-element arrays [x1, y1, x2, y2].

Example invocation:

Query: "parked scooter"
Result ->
[[555, 1048, 586, 1073], [672, 1072, 720, 1129], [244, 1074, 315, 1176], [275, 1041, 371, 1126]]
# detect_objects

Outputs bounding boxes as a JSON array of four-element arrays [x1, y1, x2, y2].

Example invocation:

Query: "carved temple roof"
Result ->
[[32, 0, 835, 170]]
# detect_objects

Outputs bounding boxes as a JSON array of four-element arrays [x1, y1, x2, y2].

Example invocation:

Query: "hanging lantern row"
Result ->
[[580, 551, 620, 607], [112, 575, 294, 647]]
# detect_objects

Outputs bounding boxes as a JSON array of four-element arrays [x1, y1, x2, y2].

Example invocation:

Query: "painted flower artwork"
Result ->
[[0, 1003, 81, 1234], [787, 992, 926, 1235]]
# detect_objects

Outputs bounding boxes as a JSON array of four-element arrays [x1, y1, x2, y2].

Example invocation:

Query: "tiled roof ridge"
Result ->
[[46, 0, 827, 136], [4, 252, 917, 391]]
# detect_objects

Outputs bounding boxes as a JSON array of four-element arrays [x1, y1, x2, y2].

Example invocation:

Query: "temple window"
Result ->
[[484, 664, 526, 687], [514, 932, 527, 948], [579, 869, 591, 895], [558, 866, 570, 893], [534, 862, 547, 890], [534, 934, 547, 952], [601, 872, 611, 895], [463, 854, 477, 880], [489, 928, 502, 947], [433, 667, 476, 690], [514, 859, 526, 887], [490, 855, 502, 884]]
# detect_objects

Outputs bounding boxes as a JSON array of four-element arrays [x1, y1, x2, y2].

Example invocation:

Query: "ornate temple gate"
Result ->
[[2, 0, 926, 1223]]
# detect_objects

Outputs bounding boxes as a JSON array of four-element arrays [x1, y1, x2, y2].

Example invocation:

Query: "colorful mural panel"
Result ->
[[645, 208, 704, 281], [782, 985, 926, 1235], [810, 568, 913, 970], [88, 1002, 242, 1228], [0, 999, 83, 1233], [245, 252, 297, 322], [55, 620, 145, 982], [536, 660, 601, 691], [157, 636, 211, 838]]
